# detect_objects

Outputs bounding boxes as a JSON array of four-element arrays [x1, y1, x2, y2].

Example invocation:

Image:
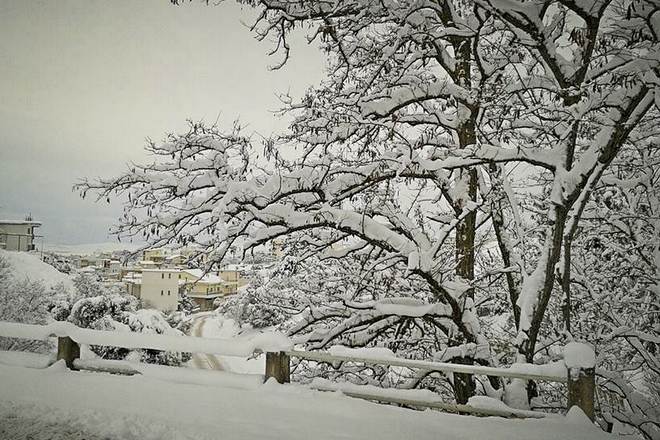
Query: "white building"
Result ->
[[100, 259, 122, 280], [0, 219, 41, 252], [139, 269, 182, 312]]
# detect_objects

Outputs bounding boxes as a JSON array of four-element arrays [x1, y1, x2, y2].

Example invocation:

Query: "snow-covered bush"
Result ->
[[125, 309, 192, 366], [41, 252, 76, 274], [47, 273, 192, 366], [0, 255, 67, 353], [177, 290, 197, 315], [0, 257, 192, 366]]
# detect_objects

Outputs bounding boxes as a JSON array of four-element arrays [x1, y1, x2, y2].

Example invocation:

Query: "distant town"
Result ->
[[0, 216, 283, 313]]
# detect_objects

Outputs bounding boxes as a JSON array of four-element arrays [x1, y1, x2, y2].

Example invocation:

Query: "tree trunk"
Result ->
[[518, 207, 568, 363], [451, 35, 479, 403], [561, 237, 572, 335]]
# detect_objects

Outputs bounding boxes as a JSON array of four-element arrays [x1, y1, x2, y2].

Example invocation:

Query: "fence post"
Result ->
[[565, 342, 596, 421], [265, 351, 290, 384], [57, 336, 80, 370], [567, 366, 595, 420]]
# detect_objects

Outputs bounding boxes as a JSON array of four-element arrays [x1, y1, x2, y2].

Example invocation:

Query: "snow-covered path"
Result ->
[[188, 313, 265, 374], [0, 360, 616, 440], [190, 315, 226, 371]]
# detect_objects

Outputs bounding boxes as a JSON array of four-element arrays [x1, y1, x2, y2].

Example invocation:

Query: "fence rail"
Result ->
[[0, 320, 595, 420], [285, 349, 568, 383]]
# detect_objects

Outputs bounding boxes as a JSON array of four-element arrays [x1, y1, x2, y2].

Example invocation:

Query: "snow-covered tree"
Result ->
[[564, 143, 660, 438], [222, 252, 486, 398], [78, 0, 659, 416]]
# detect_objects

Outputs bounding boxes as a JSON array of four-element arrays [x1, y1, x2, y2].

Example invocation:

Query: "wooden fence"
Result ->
[[0, 320, 595, 420]]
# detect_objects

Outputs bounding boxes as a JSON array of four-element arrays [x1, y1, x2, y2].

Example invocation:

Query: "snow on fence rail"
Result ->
[[309, 378, 553, 419], [0, 320, 595, 420], [285, 349, 568, 383], [0, 320, 292, 356]]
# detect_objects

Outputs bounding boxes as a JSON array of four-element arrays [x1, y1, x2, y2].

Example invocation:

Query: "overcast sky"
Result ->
[[0, 0, 324, 246]]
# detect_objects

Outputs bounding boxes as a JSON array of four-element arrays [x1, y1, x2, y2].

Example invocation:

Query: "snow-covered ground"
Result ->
[[0, 249, 74, 290], [0, 411, 108, 440], [0, 360, 615, 440]]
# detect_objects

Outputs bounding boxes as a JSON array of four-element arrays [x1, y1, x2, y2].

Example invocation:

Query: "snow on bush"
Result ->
[[0, 249, 74, 290], [0, 254, 69, 353], [0, 255, 192, 367], [49, 273, 192, 366]]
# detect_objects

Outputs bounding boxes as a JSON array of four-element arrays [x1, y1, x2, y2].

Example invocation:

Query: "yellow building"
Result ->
[[219, 267, 248, 289], [142, 248, 165, 264], [181, 269, 235, 311]]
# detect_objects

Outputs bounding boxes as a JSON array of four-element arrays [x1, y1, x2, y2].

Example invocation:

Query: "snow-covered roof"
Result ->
[[188, 293, 225, 299], [0, 220, 41, 226], [123, 277, 142, 285], [183, 269, 224, 284], [220, 264, 244, 271], [183, 268, 205, 278], [141, 268, 182, 273]]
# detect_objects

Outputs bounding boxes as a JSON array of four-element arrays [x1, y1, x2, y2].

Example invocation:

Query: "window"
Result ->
[[161, 290, 164, 296], [161, 273, 164, 279], [178, 274, 181, 279], [168, 273, 171, 279], [168, 290, 171, 296]]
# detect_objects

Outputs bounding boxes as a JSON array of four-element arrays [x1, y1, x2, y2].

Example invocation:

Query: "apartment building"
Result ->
[[0, 218, 41, 252], [139, 269, 182, 312]]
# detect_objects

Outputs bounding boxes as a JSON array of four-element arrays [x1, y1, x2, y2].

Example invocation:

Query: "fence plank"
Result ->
[[287, 350, 567, 383], [310, 382, 552, 419], [0, 320, 291, 358]]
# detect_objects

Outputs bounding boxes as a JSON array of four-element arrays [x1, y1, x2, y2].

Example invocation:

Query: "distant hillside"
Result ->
[[0, 249, 74, 291], [43, 242, 143, 256]]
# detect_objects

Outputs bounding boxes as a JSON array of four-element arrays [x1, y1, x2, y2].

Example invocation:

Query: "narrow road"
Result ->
[[189, 315, 225, 371]]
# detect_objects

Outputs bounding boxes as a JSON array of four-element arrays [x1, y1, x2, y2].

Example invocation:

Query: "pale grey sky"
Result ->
[[0, 0, 324, 245]]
